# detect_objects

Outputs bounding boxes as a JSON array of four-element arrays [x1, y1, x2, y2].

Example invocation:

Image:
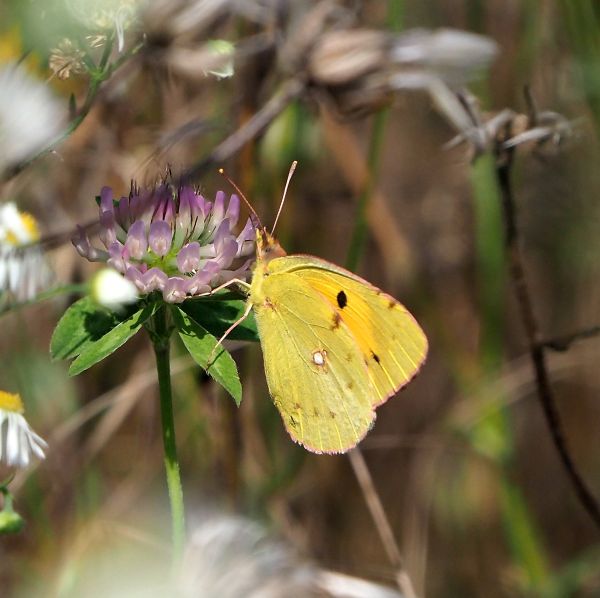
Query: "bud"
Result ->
[[91, 268, 139, 311], [0, 508, 24, 535]]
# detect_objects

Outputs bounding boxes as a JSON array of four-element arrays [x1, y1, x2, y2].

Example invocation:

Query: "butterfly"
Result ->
[[218, 165, 428, 454]]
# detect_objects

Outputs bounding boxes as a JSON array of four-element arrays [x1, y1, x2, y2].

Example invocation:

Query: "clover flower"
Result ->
[[0, 391, 47, 468], [73, 184, 255, 303], [0, 202, 54, 303]]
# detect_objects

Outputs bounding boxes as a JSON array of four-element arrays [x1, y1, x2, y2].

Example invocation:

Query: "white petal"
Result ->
[[0, 411, 46, 468], [6, 414, 20, 465], [0, 65, 65, 172]]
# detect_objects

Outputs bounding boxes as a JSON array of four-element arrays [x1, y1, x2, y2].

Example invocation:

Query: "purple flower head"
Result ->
[[73, 183, 256, 303]]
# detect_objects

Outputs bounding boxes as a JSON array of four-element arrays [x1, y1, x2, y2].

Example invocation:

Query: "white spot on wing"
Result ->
[[312, 350, 327, 366]]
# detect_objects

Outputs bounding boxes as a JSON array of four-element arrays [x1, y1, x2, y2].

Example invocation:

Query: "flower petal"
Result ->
[[176, 241, 201, 273], [163, 276, 188, 303], [125, 266, 147, 292], [213, 219, 238, 267], [225, 193, 240, 227], [236, 218, 256, 257], [99, 187, 117, 246], [72, 226, 108, 262], [213, 190, 226, 223], [142, 267, 168, 291], [125, 220, 148, 260], [107, 241, 128, 273], [186, 260, 221, 294], [148, 221, 173, 257]]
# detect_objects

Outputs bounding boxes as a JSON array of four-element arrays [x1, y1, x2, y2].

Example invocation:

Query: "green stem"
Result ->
[[0, 283, 88, 318], [1, 488, 14, 513], [345, 0, 402, 271], [345, 108, 389, 272], [150, 306, 185, 567]]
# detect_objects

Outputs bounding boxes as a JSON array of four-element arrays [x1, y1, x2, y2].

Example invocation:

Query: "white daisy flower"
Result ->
[[0, 202, 53, 303], [0, 63, 64, 173], [0, 390, 47, 468]]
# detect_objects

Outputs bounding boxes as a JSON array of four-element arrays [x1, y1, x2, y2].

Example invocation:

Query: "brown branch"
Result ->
[[494, 138, 600, 531], [179, 78, 306, 182], [539, 325, 600, 352]]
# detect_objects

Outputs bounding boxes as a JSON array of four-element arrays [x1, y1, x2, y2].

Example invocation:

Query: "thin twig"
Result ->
[[2, 40, 144, 182], [494, 135, 600, 531], [180, 78, 306, 182], [538, 325, 600, 352], [348, 449, 418, 598]]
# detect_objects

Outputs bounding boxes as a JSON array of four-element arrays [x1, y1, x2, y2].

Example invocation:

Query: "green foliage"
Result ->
[[51, 293, 249, 402], [68, 304, 158, 376], [51, 298, 157, 375], [179, 292, 258, 342], [171, 306, 243, 405], [50, 296, 127, 361]]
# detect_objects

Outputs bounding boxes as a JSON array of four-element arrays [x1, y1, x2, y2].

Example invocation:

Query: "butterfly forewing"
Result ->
[[252, 272, 375, 453], [269, 255, 428, 405]]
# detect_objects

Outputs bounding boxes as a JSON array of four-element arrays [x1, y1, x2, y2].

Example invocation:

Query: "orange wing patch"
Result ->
[[294, 269, 427, 405]]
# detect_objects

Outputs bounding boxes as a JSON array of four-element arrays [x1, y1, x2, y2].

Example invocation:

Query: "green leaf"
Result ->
[[50, 296, 125, 361], [180, 291, 258, 342], [171, 306, 242, 405], [68, 303, 157, 376]]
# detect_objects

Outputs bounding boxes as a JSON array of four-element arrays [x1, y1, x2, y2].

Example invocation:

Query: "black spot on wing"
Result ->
[[371, 351, 381, 364], [336, 290, 347, 309]]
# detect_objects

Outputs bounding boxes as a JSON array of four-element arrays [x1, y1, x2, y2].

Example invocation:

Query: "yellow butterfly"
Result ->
[[219, 166, 428, 454]]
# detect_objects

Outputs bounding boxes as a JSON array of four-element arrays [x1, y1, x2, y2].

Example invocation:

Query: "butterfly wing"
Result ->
[[252, 272, 375, 453], [267, 255, 428, 406]]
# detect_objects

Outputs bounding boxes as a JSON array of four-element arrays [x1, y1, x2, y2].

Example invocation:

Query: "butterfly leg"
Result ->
[[197, 278, 251, 297], [208, 300, 253, 366]]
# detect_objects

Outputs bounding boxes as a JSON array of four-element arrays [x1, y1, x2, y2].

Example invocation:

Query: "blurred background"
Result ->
[[1, 0, 600, 596]]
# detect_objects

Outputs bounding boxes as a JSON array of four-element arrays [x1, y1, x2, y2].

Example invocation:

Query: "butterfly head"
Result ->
[[255, 227, 287, 264]]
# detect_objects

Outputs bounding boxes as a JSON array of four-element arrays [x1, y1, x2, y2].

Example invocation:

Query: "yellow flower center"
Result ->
[[20, 212, 40, 241], [0, 391, 24, 414], [4, 211, 40, 246]]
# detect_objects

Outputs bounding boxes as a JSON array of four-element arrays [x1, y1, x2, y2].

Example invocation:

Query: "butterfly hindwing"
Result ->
[[267, 255, 428, 406], [252, 272, 375, 453]]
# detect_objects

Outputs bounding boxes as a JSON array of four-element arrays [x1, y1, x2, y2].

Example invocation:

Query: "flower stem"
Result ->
[[151, 306, 185, 568]]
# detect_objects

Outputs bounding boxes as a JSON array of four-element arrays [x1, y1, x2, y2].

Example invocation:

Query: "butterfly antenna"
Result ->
[[271, 160, 297, 235], [218, 168, 262, 230]]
